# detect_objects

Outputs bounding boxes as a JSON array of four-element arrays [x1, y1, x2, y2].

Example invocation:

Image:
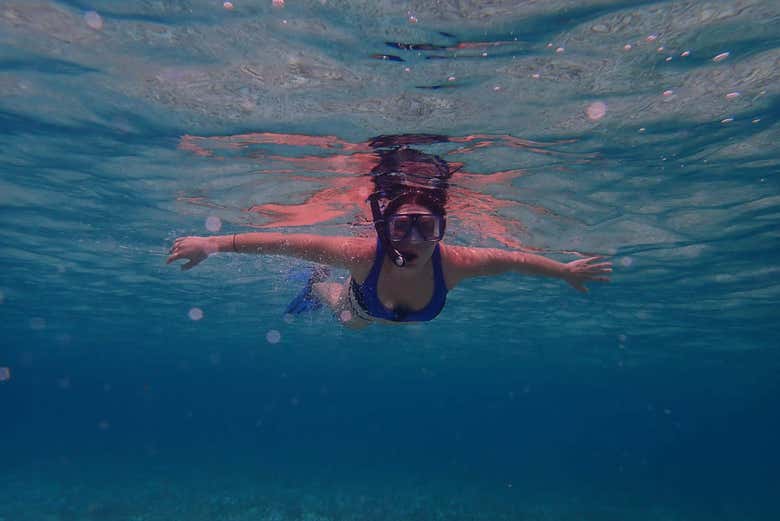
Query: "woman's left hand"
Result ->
[[563, 256, 612, 293]]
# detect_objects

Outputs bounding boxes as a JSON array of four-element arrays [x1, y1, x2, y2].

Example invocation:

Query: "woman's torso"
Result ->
[[347, 238, 449, 323]]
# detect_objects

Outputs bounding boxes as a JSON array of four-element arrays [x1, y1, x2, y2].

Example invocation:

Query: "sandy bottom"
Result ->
[[0, 455, 757, 521]]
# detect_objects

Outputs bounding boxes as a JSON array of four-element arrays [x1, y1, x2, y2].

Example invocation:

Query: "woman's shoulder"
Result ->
[[344, 236, 377, 276], [438, 243, 468, 289], [439, 243, 478, 265], [438, 243, 493, 288]]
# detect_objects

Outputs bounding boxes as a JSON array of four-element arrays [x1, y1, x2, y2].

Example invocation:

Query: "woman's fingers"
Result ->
[[166, 237, 209, 270], [166, 253, 189, 264]]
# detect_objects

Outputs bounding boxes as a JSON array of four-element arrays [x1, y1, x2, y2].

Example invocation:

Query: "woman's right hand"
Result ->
[[166, 236, 217, 270]]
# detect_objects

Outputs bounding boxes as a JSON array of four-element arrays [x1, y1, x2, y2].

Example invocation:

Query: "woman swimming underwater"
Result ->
[[167, 137, 611, 328]]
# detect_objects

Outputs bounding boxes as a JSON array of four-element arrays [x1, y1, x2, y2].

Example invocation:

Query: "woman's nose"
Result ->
[[407, 226, 425, 243]]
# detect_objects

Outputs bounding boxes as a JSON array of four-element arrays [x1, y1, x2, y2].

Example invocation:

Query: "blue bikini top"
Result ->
[[350, 238, 448, 322]]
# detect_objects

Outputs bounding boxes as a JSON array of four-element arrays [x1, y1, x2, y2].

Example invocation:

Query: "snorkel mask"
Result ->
[[368, 190, 446, 268]]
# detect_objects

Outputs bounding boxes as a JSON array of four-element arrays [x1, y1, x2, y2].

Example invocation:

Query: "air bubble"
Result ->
[[205, 216, 222, 232], [84, 11, 103, 30], [586, 101, 607, 121], [713, 52, 730, 62], [266, 330, 281, 344]]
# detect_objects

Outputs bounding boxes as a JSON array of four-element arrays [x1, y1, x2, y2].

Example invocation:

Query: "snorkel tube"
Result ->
[[369, 193, 407, 267]]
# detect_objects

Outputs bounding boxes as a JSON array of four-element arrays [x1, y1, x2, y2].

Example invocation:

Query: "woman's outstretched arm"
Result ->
[[166, 233, 373, 271], [443, 245, 612, 293]]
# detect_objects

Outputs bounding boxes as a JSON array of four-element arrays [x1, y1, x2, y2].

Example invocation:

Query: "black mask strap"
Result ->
[[369, 195, 406, 268]]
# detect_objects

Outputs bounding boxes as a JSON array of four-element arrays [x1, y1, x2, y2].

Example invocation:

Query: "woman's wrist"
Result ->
[[209, 235, 235, 254]]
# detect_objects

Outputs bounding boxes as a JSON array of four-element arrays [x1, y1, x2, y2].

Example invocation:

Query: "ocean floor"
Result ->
[[0, 455, 743, 521]]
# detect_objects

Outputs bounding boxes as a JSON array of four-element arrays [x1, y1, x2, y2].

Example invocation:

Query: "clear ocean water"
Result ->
[[2, 1, 779, 520]]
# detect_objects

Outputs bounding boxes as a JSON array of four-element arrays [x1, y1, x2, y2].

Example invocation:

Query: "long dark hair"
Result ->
[[368, 135, 453, 214]]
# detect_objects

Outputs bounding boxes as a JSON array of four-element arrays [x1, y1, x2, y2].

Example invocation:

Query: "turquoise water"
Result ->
[[2, 1, 779, 519]]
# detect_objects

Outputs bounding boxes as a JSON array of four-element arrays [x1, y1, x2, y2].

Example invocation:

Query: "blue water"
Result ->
[[2, 1, 779, 520]]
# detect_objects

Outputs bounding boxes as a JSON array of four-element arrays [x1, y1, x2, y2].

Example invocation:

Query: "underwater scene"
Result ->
[[1, 1, 779, 520]]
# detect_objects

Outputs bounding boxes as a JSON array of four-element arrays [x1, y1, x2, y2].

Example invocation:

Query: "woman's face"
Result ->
[[387, 203, 443, 266]]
